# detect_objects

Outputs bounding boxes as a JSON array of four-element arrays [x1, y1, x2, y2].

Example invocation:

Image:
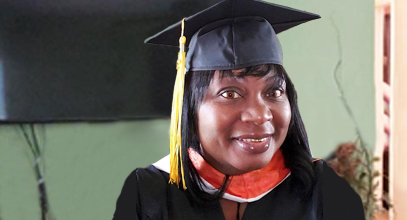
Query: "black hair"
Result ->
[[180, 64, 315, 203]]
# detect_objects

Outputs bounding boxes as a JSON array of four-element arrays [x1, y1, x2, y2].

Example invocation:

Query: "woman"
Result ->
[[113, 0, 365, 219]]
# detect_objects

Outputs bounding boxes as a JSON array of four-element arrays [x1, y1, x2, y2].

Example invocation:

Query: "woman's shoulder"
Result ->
[[312, 159, 324, 176], [312, 159, 363, 202], [133, 165, 169, 184], [113, 165, 170, 220], [125, 165, 171, 204], [314, 159, 365, 220], [120, 165, 169, 196]]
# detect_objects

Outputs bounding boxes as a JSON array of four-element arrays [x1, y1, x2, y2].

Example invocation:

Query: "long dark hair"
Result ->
[[179, 64, 315, 203]]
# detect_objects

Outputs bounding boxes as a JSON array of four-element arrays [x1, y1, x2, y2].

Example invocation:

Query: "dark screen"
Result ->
[[0, 0, 220, 122]]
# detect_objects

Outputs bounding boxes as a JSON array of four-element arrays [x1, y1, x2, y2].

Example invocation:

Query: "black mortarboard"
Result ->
[[144, 0, 320, 189], [145, 0, 320, 71]]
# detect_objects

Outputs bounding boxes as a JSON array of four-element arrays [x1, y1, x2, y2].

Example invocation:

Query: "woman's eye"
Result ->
[[267, 89, 283, 98], [220, 91, 240, 99]]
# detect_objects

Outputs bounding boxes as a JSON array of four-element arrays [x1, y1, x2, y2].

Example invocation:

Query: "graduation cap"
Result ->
[[145, 0, 320, 189]]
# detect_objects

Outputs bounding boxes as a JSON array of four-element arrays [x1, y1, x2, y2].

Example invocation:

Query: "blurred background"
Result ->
[[0, 0, 405, 219]]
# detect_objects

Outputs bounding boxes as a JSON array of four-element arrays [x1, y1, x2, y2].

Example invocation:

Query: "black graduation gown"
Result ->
[[113, 160, 365, 220]]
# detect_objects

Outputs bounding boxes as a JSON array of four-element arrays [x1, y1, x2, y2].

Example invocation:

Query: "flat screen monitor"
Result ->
[[0, 0, 221, 122]]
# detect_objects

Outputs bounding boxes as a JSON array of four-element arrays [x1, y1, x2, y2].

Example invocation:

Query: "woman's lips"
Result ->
[[235, 136, 271, 154]]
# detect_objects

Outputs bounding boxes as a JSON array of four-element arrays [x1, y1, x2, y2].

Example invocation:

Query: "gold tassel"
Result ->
[[169, 18, 187, 189]]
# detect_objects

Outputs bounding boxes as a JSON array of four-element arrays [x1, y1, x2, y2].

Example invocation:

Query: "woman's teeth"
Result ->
[[240, 138, 268, 142], [236, 137, 271, 153]]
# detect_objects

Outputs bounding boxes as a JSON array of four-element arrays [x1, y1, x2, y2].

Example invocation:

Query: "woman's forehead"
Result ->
[[214, 68, 281, 81], [210, 69, 286, 88]]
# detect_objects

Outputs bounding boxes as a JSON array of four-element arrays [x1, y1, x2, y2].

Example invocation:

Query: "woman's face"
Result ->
[[197, 69, 291, 175]]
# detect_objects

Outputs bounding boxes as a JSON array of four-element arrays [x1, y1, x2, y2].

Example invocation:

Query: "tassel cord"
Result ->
[[169, 18, 187, 189]]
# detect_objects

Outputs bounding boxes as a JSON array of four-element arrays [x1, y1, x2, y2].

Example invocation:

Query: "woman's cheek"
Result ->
[[279, 101, 291, 122]]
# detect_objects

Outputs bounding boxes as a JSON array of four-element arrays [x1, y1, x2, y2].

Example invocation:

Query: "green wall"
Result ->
[[0, 0, 374, 219], [272, 0, 375, 157], [0, 121, 171, 219]]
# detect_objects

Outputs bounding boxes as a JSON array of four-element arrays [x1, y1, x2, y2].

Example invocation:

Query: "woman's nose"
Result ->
[[241, 97, 273, 125]]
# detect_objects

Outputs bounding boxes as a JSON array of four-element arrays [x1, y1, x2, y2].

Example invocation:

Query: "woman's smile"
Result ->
[[233, 134, 273, 154]]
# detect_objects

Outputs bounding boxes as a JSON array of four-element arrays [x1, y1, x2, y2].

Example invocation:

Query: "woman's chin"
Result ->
[[225, 159, 270, 175], [228, 149, 278, 175]]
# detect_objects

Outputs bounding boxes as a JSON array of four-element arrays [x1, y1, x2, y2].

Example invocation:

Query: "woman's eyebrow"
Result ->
[[218, 73, 241, 81], [264, 74, 285, 87], [218, 75, 251, 85]]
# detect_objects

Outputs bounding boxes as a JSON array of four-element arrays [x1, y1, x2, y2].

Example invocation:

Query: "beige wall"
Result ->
[[390, 0, 407, 219]]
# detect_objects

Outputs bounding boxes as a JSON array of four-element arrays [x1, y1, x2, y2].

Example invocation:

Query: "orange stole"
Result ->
[[188, 148, 290, 200]]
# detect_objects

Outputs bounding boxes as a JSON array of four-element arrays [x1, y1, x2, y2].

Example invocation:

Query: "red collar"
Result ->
[[189, 148, 290, 202]]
